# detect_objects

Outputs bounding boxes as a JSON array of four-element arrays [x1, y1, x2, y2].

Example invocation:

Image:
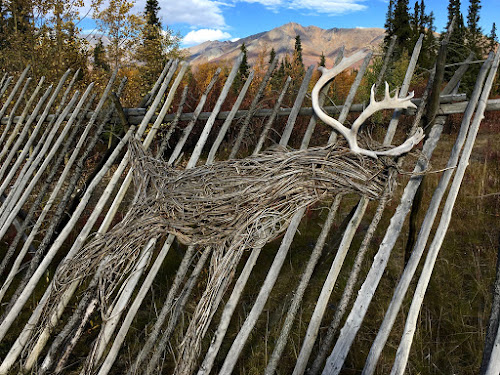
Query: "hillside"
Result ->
[[185, 22, 385, 67]]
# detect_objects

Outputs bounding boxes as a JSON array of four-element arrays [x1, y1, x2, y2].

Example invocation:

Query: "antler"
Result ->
[[312, 51, 425, 158]]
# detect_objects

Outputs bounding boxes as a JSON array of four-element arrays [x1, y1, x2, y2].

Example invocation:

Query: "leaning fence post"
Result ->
[[168, 68, 222, 164], [187, 54, 244, 168], [230, 55, 278, 158], [0, 66, 30, 120], [208, 69, 255, 162], [362, 53, 494, 375], [279, 65, 314, 147], [383, 34, 423, 144], [254, 76, 291, 154], [481, 234, 500, 375], [393, 45, 500, 375], [0, 76, 31, 146], [0, 76, 44, 163]]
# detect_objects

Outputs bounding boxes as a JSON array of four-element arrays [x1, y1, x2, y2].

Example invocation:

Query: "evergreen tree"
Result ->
[[384, 0, 395, 48], [145, 0, 161, 27], [466, 0, 483, 56], [269, 47, 276, 64], [293, 35, 303, 67], [384, 0, 436, 73], [233, 43, 249, 91], [239, 43, 249, 78], [412, 0, 436, 68], [446, 0, 460, 28], [411, 1, 420, 31], [445, 0, 467, 76], [393, 0, 412, 52], [136, 0, 180, 89], [409, 1, 421, 47], [278, 58, 286, 81], [419, 0, 427, 35], [319, 51, 326, 67], [270, 54, 285, 91], [289, 35, 305, 84], [93, 38, 110, 71], [489, 22, 498, 51], [284, 55, 292, 70], [421, 10, 437, 68]]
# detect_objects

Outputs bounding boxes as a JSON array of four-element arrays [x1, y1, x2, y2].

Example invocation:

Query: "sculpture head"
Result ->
[[311, 49, 424, 158]]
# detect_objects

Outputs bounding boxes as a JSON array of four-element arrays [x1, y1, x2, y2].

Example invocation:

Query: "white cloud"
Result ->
[[80, 0, 226, 29], [86, 0, 226, 29], [230, 37, 241, 42], [287, 0, 367, 15], [240, 0, 282, 8], [238, 0, 367, 15], [183, 29, 232, 45], [160, 0, 226, 27]]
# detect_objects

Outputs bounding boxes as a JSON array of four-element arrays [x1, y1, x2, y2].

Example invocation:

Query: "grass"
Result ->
[[2, 108, 500, 374], [92, 110, 500, 375], [187, 111, 500, 374]]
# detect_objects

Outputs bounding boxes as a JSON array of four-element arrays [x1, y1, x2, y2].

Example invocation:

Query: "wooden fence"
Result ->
[[0, 30, 500, 375]]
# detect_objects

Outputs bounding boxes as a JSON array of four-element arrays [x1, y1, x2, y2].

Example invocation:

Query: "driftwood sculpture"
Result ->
[[26, 50, 424, 374]]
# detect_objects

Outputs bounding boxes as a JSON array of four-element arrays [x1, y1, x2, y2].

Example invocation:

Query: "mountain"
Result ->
[[185, 22, 385, 68]]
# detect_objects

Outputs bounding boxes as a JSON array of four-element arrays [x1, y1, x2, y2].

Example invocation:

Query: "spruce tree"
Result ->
[[489, 22, 498, 51], [419, 0, 426, 34], [239, 43, 249, 78], [293, 35, 304, 67], [393, 0, 412, 52], [319, 51, 326, 67], [234, 43, 249, 91], [421, 10, 437, 68], [384, 0, 395, 47], [278, 58, 286, 80], [445, 0, 467, 76], [145, 0, 161, 27], [411, 1, 420, 31], [446, 0, 460, 28], [466, 0, 483, 56], [270, 54, 284, 91], [414, 0, 436, 68], [136, 0, 180, 89], [292, 35, 304, 79], [269, 47, 276, 64], [284, 55, 291, 70], [93, 38, 110, 71], [410, 1, 421, 47]]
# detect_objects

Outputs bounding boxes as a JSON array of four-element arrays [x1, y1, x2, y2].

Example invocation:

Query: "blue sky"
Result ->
[[80, 0, 499, 47]]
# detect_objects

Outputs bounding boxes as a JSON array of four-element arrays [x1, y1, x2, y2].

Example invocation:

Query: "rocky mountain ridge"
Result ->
[[185, 22, 385, 67]]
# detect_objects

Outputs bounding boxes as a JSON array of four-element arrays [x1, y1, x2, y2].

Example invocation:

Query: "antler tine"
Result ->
[[385, 81, 391, 99], [376, 127, 425, 156], [370, 83, 376, 103]]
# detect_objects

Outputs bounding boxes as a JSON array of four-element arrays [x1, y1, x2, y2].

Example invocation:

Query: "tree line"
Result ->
[[384, 0, 498, 93], [0, 0, 182, 101]]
